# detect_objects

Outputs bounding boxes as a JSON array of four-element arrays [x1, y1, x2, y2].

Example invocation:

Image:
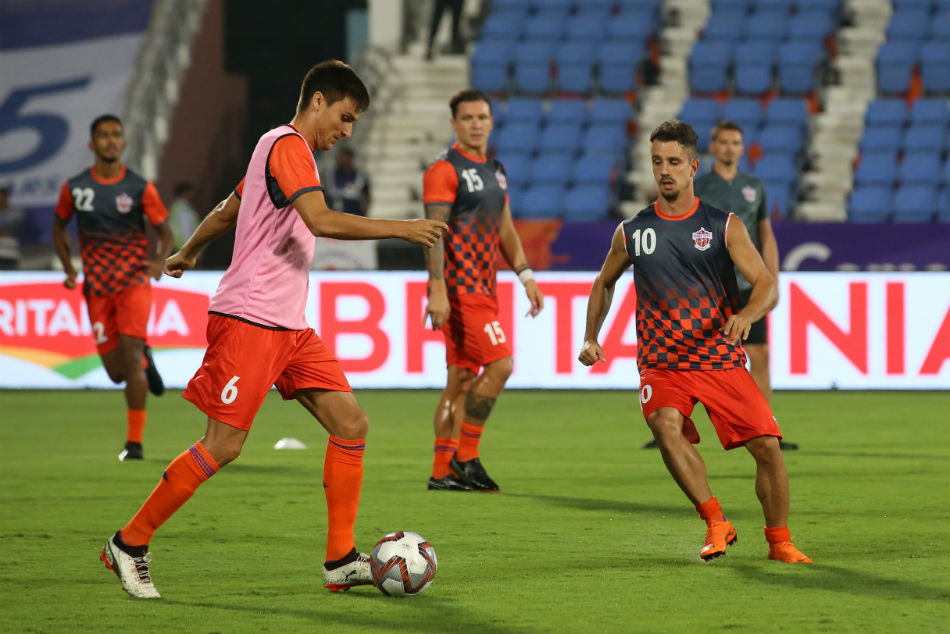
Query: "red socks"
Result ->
[[432, 437, 459, 479], [126, 409, 146, 444], [456, 422, 483, 462], [120, 442, 219, 546], [324, 436, 366, 562]]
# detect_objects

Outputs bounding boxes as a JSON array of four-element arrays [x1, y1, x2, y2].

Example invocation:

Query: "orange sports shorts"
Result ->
[[183, 314, 351, 430], [85, 282, 151, 354], [637, 366, 782, 449], [442, 293, 512, 374]]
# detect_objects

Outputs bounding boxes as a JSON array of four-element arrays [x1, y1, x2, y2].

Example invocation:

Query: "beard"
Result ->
[[660, 188, 680, 202]]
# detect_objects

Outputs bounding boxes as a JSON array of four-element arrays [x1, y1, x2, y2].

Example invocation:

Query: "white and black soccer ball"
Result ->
[[369, 531, 437, 596]]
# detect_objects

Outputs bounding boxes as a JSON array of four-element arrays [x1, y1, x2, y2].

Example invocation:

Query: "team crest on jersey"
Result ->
[[692, 226, 713, 251], [115, 193, 133, 213], [494, 170, 508, 190], [742, 185, 757, 203]]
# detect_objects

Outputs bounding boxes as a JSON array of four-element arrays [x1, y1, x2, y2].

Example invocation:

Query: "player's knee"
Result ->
[[336, 409, 370, 439], [647, 410, 682, 438], [745, 434, 780, 460], [486, 356, 513, 382]]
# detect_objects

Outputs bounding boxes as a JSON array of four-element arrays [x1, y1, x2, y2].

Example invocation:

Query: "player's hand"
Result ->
[[63, 269, 78, 290], [402, 219, 447, 247], [524, 279, 544, 317], [425, 284, 450, 330], [163, 251, 197, 278], [144, 259, 164, 280], [578, 340, 605, 366], [721, 313, 753, 345]]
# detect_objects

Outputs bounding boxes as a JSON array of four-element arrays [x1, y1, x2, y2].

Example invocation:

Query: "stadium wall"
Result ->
[[0, 271, 947, 391]]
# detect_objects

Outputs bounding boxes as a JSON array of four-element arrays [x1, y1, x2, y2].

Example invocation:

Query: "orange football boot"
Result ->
[[701, 518, 738, 561]]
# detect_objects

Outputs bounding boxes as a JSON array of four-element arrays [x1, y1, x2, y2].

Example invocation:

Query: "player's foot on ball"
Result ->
[[449, 455, 500, 492], [701, 518, 737, 561], [779, 440, 800, 451], [427, 475, 472, 491], [143, 345, 165, 396], [323, 549, 373, 592], [118, 441, 143, 461], [641, 438, 659, 449], [768, 541, 812, 563], [100, 531, 161, 598]]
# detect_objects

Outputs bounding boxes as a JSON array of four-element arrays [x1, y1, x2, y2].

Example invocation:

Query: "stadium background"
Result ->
[[0, 0, 947, 391]]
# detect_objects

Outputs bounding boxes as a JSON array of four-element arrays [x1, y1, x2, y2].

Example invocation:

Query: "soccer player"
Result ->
[[578, 121, 810, 564], [53, 114, 172, 462], [641, 120, 798, 451], [422, 89, 544, 492], [99, 60, 447, 599]]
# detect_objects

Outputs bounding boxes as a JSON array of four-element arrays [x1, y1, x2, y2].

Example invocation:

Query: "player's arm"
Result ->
[[164, 191, 241, 278], [757, 217, 779, 284], [52, 182, 78, 289], [423, 203, 451, 330], [292, 190, 445, 245], [723, 214, 778, 344], [499, 202, 543, 317], [578, 225, 633, 366]]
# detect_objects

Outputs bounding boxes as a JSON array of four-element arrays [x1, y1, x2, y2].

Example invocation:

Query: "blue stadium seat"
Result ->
[[529, 154, 575, 185], [795, 0, 843, 17], [892, 184, 938, 222], [944, 156, 950, 187], [762, 178, 792, 218], [920, 41, 950, 95], [555, 41, 597, 94], [720, 97, 764, 131], [876, 41, 919, 95], [903, 125, 948, 155], [517, 183, 565, 218], [679, 97, 721, 124], [563, 184, 611, 221], [494, 122, 539, 157], [891, 0, 935, 9], [755, 0, 795, 13], [689, 41, 733, 93], [596, 41, 645, 94], [583, 124, 629, 153], [759, 124, 805, 157], [753, 154, 798, 184], [766, 97, 809, 131], [899, 151, 943, 185], [709, 0, 752, 12], [777, 41, 823, 94], [744, 10, 789, 42], [576, 0, 618, 13], [490, 0, 530, 11], [522, 13, 566, 41], [885, 8, 931, 42], [537, 122, 584, 155], [498, 154, 530, 190], [573, 152, 617, 186], [471, 41, 512, 93], [853, 151, 899, 187], [937, 186, 950, 222], [858, 126, 904, 153], [479, 10, 525, 41], [504, 98, 545, 124], [848, 186, 893, 222], [702, 10, 747, 42], [532, 0, 573, 11], [606, 9, 656, 41], [787, 10, 836, 42], [910, 98, 950, 128], [565, 11, 610, 42], [513, 41, 556, 94], [548, 99, 589, 126], [931, 10, 950, 39], [590, 98, 632, 126], [733, 42, 776, 96], [865, 98, 908, 128]]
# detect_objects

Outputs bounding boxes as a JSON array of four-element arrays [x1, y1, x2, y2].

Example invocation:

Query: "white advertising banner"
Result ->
[[0, 271, 947, 390], [0, 34, 143, 207]]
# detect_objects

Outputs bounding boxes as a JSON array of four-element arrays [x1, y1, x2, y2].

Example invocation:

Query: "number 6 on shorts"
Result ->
[[221, 376, 240, 404]]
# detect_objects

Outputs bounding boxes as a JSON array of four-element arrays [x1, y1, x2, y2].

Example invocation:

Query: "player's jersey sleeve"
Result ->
[[755, 183, 768, 221], [143, 182, 169, 225], [234, 177, 245, 199], [268, 135, 322, 205], [54, 181, 74, 220], [423, 160, 458, 205]]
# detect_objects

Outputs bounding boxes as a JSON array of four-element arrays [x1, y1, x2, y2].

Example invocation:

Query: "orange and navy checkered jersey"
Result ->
[[623, 198, 746, 372], [55, 166, 168, 297], [423, 144, 510, 297], [233, 128, 323, 204]]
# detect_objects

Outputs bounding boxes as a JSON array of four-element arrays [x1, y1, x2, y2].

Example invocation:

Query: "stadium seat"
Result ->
[[937, 186, 950, 222], [755, 0, 795, 12], [733, 42, 776, 96], [498, 154, 530, 190], [565, 11, 610, 42], [762, 178, 793, 218], [885, 8, 931, 42], [720, 97, 764, 132], [766, 97, 809, 131], [910, 98, 950, 128], [471, 41, 513, 93], [679, 98, 721, 125], [709, 0, 752, 12], [606, 9, 656, 41], [787, 10, 836, 42], [759, 124, 805, 158], [701, 10, 747, 43], [777, 41, 823, 94], [533, 0, 573, 11], [848, 185, 893, 222], [876, 41, 919, 95], [899, 152, 943, 185], [479, 10, 525, 41], [920, 41, 950, 95], [537, 122, 584, 155], [853, 151, 899, 187], [596, 41, 645, 94], [931, 10, 950, 39], [573, 151, 616, 186], [744, 10, 789, 42], [858, 126, 904, 153], [504, 98, 545, 125], [590, 98, 632, 126], [865, 98, 908, 128], [494, 122, 539, 157], [547, 99, 589, 126], [528, 154, 575, 185], [555, 41, 597, 94], [903, 125, 948, 155], [892, 184, 938, 222], [513, 41, 556, 95], [522, 14, 566, 41], [517, 183, 565, 218], [563, 184, 611, 221], [753, 154, 798, 184], [583, 124, 629, 153], [689, 41, 733, 94]]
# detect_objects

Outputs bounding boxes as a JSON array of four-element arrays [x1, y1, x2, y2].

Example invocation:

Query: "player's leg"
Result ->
[[746, 317, 797, 450], [428, 365, 475, 490], [295, 388, 374, 591]]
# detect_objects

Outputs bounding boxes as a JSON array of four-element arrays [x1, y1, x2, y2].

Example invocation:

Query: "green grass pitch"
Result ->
[[0, 389, 947, 634]]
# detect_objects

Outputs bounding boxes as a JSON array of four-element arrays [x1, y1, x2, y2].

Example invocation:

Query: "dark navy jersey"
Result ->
[[55, 166, 168, 296], [622, 198, 746, 372], [423, 144, 509, 297]]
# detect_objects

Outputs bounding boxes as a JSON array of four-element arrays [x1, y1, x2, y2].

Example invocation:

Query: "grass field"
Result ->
[[0, 389, 947, 634]]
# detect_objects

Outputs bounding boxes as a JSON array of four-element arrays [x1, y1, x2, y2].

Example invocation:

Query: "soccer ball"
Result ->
[[369, 531, 437, 596]]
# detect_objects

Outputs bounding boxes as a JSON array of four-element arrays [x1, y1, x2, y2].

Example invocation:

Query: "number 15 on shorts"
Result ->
[[483, 320, 506, 346]]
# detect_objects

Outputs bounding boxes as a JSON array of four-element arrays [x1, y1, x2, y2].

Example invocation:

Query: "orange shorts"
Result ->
[[86, 283, 151, 355], [637, 367, 781, 450], [442, 294, 512, 373], [182, 314, 352, 431]]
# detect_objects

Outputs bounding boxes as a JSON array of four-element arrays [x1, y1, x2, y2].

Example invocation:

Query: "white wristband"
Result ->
[[517, 267, 534, 284]]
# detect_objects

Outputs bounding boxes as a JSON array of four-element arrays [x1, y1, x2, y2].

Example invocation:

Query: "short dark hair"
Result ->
[[649, 120, 698, 161], [711, 119, 744, 141], [449, 89, 492, 118], [90, 114, 122, 136], [297, 60, 370, 114]]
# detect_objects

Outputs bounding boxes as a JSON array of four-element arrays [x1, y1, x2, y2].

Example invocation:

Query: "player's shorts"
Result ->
[[182, 313, 352, 431], [442, 293, 512, 374], [86, 282, 151, 355], [637, 367, 781, 450], [739, 288, 768, 345]]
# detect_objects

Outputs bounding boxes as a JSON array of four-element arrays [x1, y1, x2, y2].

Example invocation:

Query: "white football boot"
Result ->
[[323, 551, 373, 592], [100, 533, 161, 599]]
